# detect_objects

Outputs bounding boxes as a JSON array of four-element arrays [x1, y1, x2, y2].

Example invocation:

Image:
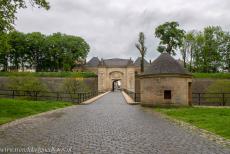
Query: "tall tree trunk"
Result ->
[[141, 56, 144, 73], [189, 47, 193, 72]]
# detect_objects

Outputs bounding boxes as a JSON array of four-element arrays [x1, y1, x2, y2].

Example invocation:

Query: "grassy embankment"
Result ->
[[0, 72, 97, 78], [193, 73, 230, 79], [156, 107, 230, 139], [0, 98, 73, 125]]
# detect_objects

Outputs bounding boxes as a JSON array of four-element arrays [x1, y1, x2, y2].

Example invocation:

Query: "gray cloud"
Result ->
[[15, 0, 230, 61]]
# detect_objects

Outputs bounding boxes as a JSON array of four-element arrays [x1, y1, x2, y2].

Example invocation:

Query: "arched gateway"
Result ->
[[82, 57, 150, 92], [98, 59, 135, 92]]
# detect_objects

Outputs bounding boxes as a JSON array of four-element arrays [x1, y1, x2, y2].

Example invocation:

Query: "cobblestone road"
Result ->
[[0, 92, 230, 154]]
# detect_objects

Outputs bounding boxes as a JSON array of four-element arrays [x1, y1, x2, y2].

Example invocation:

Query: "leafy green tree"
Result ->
[[155, 21, 185, 55], [221, 32, 230, 72], [0, 33, 10, 71], [7, 31, 27, 71], [0, 0, 50, 33], [25, 32, 46, 71], [181, 31, 196, 70], [192, 26, 224, 73], [135, 32, 147, 73]]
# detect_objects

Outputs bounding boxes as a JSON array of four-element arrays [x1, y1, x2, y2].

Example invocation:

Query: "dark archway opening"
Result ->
[[112, 80, 121, 92]]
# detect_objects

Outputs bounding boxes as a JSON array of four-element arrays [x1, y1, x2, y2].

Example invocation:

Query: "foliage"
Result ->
[[7, 76, 48, 91], [62, 78, 91, 93], [135, 32, 147, 72], [7, 76, 48, 100], [0, 33, 10, 71], [193, 73, 230, 79], [0, 71, 97, 78], [205, 80, 230, 103], [0, 98, 72, 125], [0, 31, 90, 72], [61, 79, 92, 101], [0, 0, 49, 33], [155, 21, 185, 55], [182, 26, 230, 73], [156, 107, 230, 139]]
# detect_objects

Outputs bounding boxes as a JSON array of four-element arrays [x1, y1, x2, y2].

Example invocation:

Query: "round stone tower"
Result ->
[[139, 53, 192, 106]]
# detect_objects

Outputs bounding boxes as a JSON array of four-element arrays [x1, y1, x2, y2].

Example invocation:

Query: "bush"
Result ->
[[7, 77, 48, 100], [61, 78, 92, 101]]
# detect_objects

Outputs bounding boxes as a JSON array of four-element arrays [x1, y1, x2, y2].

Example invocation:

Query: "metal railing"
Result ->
[[123, 89, 141, 102], [123, 90, 230, 106], [192, 93, 230, 106], [0, 89, 100, 104]]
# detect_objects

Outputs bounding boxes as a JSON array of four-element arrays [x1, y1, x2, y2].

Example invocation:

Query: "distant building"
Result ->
[[80, 57, 150, 92]]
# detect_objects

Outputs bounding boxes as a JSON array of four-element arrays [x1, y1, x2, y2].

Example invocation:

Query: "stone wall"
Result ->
[[0, 77, 98, 92], [135, 77, 230, 94], [140, 76, 192, 106]]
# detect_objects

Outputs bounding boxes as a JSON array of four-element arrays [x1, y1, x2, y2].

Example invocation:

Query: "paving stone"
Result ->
[[0, 92, 229, 154]]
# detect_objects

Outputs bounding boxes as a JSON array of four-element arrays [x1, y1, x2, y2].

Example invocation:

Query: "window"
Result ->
[[164, 90, 171, 99]]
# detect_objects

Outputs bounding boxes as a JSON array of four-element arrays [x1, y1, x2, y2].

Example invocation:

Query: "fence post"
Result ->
[[35, 92, 38, 101], [198, 93, 201, 105], [223, 93, 225, 106], [56, 92, 59, 101], [12, 90, 15, 99]]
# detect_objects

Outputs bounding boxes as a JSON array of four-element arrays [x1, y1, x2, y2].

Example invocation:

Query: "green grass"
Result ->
[[193, 73, 230, 79], [155, 107, 230, 139], [0, 72, 97, 78], [0, 98, 73, 125]]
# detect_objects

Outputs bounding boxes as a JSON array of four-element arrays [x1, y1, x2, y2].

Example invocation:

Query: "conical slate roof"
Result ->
[[86, 57, 100, 67], [143, 53, 190, 75], [134, 57, 150, 67]]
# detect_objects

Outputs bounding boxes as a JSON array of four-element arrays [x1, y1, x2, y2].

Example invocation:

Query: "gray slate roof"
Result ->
[[100, 58, 134, 68], [86, 57, 100, 67], [144, 53, 190, 75], [134, 57, 150, 67]]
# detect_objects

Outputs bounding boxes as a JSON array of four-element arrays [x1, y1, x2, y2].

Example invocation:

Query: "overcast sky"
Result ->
[[15, 0, 230, 61]]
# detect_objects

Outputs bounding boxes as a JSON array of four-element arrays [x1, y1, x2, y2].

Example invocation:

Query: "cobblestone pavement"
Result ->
[[0, 92, 230, 154]]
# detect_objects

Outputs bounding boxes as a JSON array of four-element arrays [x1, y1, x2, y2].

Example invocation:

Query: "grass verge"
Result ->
[[193, 73, 230, 79], [0, 72, 97, 78], [155, 107, 230, 139], [0, 98, 73, 125]]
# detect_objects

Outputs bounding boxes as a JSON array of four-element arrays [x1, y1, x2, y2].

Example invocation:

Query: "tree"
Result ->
[[0, 33, 10, 71], [155, 21, 185, 55], [8, 31, 27, 71], [135, 32, 147, 73], [181, 31, 196, 70], [0, 0, 50, 33], [221, 32, 230, 72], [25, 32, 46, 71]]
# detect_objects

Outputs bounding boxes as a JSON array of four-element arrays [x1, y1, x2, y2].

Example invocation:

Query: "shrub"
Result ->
[[61, 78, 92, 101], [7, 77, 48, 100]]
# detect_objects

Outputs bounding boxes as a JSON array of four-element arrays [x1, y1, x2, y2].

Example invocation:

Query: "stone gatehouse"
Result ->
[[81, 53, 192, 106], [83, 57, 150, 92]]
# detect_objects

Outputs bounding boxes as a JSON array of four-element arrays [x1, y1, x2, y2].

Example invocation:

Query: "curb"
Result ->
[[121, 91, 140, 105], [80, 91, 110, 105]]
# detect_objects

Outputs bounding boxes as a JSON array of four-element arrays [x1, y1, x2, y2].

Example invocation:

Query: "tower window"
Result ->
[[164, 90, 171, 99]]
